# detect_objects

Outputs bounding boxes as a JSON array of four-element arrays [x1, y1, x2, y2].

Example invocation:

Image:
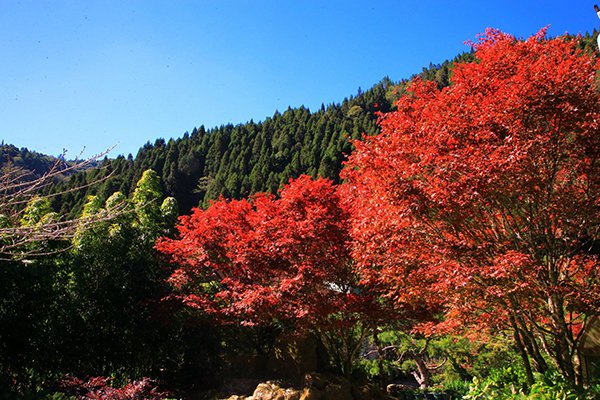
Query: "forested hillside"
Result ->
[[0, 144, 66, 178], [0, 143, 102, 188], [47, 51, 480, 217], [50, 80, 391, 216], [7, 32, 599, 219]]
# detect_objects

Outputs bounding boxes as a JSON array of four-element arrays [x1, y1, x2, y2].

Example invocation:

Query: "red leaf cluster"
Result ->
[[55, 375, 167, 399], [342, 29, 600, 335], [157, 175, 377, 329]]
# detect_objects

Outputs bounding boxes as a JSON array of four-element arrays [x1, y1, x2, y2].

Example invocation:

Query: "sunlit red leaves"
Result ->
[[343, 29, 600, 334], [56, 375, 167, 400], [157, 175, 373, 329]]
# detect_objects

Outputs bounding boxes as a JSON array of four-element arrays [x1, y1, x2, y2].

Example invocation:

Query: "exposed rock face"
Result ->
[[252, 381, 303, 400], [386, 383, 415, 396], [221, 372, 386, 400], [252, 382, 282, 400]]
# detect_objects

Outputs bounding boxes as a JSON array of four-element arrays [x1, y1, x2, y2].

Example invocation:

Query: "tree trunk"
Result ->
[[515, 314, 548, 374], [411, 353, 431, 390], [510, 315, 534, 387], [548, 294, 578, 387]]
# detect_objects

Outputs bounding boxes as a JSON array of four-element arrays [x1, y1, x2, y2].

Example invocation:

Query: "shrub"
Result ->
[[54, 375, 168, 400], [463, 370, 600, 400]]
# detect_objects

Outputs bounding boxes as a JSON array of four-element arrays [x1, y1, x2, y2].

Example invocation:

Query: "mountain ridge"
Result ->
[[7, 30, 598, 217]]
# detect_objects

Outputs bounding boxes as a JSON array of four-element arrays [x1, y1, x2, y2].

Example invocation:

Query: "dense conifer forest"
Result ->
[[7, 32, 597, 217], [37, 51, 479, 217]]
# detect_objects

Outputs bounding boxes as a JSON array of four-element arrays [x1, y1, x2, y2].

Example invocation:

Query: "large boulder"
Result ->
[[252, 381, 302, 400], [252, 382, 280, 400], [282, 388, 303, 400], [247, 373, 382, 400]]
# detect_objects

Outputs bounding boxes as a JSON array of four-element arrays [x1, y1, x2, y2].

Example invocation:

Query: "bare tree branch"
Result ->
[[0, 147, 124, 259]]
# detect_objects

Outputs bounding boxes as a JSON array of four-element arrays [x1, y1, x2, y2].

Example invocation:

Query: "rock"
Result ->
[[300, 387, 323, 400], [253, 382, 282, 400], [252, 381, 303, 400], [283, 388, 302, 400], [386, 384, 414, 396], [274, 388, 287, 400]]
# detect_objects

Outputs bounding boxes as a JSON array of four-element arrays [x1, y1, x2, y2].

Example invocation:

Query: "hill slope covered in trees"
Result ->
[[10, 31, 600, 217], [48, 52, 474, 217]]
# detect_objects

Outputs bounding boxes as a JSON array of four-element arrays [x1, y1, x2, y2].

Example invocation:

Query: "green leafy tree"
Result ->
[[132, 170, 163, 237]]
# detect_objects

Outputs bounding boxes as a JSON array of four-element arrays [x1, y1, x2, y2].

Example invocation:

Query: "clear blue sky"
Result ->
[[0, 0, 596, 158]]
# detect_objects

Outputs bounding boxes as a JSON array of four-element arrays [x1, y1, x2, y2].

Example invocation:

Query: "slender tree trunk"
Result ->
[[412, 353, 431, 390], [515, 314, 548, 373], [548, 294, 578, 387], [510, 315, 534, 387], [570, 348, 582, 388]]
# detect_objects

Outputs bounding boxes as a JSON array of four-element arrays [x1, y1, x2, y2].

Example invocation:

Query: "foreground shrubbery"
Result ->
[[51, 376, 168, 400], [464, 371, 600, 399]]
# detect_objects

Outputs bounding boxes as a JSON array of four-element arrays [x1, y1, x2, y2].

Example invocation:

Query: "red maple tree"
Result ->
[[157, 175, 380, 374], [342, 29, 600, 386]]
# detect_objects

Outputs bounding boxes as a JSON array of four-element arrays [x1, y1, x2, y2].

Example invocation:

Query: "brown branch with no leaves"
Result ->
[[0, 147, 123, 259]]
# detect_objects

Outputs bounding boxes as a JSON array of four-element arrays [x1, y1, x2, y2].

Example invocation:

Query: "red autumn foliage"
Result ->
[[55, 375, 167, 399], [342, 29, 600, 385], [157, 175, 379, 330]]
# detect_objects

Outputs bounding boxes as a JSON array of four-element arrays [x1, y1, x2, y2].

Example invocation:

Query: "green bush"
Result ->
[[463, 370, 600, 400], [440, 378, 470, 398]]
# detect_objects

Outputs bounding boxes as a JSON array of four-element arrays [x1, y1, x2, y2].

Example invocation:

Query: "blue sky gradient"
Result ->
[[0, 1, 596, 157]]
